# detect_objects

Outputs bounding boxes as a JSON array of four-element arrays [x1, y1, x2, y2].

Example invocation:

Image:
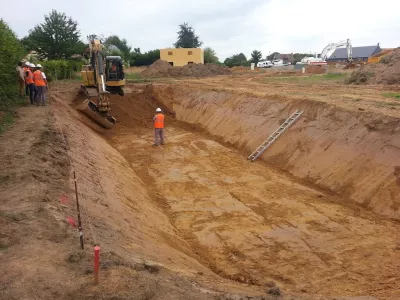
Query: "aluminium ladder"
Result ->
[[247, 110, 303, 162]]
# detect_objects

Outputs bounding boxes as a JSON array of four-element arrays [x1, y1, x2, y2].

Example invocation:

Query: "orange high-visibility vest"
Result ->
[[33, 70, 45, 86], [26, 70, 34, 84], [154, 113, 165, 129]]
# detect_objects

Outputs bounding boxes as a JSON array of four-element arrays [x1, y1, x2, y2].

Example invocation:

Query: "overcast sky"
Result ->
[[1, 0, 399, 60]]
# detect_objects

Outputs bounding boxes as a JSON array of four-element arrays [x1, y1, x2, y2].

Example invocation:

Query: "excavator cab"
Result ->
[[105, 56, 126, 96]]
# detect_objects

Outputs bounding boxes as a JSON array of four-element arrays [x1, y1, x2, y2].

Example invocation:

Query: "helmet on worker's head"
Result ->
[[30, 63, 36, 68], [36, 64, 42, 68], [25, 61, 30, 66], [156, 108, 162, 112]]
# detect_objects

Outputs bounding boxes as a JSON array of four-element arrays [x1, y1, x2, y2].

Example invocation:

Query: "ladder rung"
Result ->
[[248, 110, 303, 161]]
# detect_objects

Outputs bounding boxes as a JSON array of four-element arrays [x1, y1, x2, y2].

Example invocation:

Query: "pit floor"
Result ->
[[107, 123, 400, 297]]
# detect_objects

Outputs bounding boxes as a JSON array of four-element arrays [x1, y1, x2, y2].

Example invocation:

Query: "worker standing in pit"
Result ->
[[25, 64, 36, 105], [153, 108, 165, 146], [33, 64, 48, 106]]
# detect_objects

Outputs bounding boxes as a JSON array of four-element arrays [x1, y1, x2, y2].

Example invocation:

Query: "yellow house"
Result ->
[[160, 48, 204, 66]]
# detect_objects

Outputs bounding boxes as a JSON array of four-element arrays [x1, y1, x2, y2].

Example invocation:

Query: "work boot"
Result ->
[[152, 144, 159, 147]]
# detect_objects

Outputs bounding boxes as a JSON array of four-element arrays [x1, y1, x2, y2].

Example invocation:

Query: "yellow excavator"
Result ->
[[78, 39, 128, 129]]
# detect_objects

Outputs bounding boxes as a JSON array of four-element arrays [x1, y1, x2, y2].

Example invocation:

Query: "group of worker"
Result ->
[[16, 61, 48, 106]]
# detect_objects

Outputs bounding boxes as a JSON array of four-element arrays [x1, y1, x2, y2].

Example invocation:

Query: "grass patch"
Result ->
[[382, 93, 400, 99], [262, 73, 348, 83], [125, 72, 152, 83], [0, 96, 26, 135], [261, 73, 348, 84]]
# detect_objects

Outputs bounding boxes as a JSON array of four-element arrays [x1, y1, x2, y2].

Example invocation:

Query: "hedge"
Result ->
[[40, 60, 82, 81], [0, 19, 25, 109]]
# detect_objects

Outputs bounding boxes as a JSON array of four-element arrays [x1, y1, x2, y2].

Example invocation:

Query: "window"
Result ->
[[188, 62, 194, 64], [188, 51, 193, 55], [168, 62, 174, 66], [168, 51, 173, 55]]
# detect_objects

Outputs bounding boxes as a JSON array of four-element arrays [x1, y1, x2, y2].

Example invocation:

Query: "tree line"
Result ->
[[19, 10, 220, 66]]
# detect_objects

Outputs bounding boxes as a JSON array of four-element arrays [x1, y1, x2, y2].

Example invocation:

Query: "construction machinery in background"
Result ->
[[298, 39, 353, 66], [78, 39, 128, 129]]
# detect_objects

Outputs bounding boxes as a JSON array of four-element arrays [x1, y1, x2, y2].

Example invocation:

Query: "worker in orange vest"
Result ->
[[33, 64, 48, 106], [25, 64, 36, 105], [153, 108, 165, 146]]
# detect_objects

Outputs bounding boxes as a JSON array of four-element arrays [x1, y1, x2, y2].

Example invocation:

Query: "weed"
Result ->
[[382, 93, 400, 99]]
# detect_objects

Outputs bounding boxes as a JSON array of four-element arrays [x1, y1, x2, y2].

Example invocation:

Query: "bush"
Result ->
[[345, 70, 371, 84], [0, 19, 25, 109], [40, 60, 82, 81]]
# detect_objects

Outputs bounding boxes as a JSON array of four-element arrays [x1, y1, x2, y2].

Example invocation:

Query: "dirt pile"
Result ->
[[141, 59, 232, 78], [347, 48, 400, 84], [305, 64, 327, 74]]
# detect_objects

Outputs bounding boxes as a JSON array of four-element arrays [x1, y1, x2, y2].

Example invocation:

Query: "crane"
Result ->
[[78, 39, 127, 129], [299, 39, 353, 65], [319, 39, 352, 62]]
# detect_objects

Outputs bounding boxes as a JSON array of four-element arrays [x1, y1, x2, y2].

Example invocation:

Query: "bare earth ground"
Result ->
[[1, 73, 400, 299]]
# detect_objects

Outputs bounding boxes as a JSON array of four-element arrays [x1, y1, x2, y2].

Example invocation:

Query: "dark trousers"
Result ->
[[35, 86, 46, 105], [154, 128, 165, 145], [27, 84, 36, 104]]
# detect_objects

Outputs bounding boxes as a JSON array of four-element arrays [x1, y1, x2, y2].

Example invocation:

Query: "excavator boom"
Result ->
[[78, 39, 127, 129]]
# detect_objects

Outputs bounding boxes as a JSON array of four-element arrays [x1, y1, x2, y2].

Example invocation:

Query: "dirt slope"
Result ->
[[151, 84, 400, 219], [347, 48, 400, 84]]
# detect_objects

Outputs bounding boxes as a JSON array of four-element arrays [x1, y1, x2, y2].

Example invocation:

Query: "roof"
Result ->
[[328, 45, 381, 60]]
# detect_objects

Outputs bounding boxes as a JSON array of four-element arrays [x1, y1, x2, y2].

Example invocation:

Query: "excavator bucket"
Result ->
[[76, 99, 116, 129]]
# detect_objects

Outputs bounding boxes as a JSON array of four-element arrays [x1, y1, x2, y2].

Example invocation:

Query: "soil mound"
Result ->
[[347, 48, 400, 84], [141, 59, 232, 78]]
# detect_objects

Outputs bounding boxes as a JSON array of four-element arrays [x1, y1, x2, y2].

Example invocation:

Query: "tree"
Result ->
[[267, 52, 280, 61], [224, 53, 248, 68], [293, 53, 313, 64], [204, 47, 219, 64], [104, 35, 132, 60], [251, 50, 262, 65], [129, 49, 160, 66], [0, 19, 25, 106], [174, 22, 202, 48], [23, 10, 84, 59]]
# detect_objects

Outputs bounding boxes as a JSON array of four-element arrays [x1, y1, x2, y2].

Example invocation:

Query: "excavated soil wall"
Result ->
[[151, 84, 400, 219]]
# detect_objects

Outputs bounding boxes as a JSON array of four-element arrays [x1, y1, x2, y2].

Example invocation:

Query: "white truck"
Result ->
[[257, 61, 273, 68]]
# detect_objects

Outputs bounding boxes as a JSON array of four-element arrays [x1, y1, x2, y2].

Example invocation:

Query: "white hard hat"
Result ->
[[156, 108, 162, 112], [25, 61, 30, 65], [36, 64, 42, 68], [30, 63, 36, 68]]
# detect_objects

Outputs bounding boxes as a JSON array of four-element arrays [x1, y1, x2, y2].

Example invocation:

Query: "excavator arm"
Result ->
[[320, 39, 353, 62], [78, 39, 116, 129]]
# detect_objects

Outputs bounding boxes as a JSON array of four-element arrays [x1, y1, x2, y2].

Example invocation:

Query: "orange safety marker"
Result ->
[[94, 245, 100, 284]]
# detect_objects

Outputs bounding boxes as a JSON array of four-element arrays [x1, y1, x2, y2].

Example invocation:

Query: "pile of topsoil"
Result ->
[[347, 48, 400, 84], [141, 59, 232, 78]]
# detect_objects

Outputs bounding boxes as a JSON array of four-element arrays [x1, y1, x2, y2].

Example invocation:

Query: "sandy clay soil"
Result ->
[[1, 76, 400, 299]]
